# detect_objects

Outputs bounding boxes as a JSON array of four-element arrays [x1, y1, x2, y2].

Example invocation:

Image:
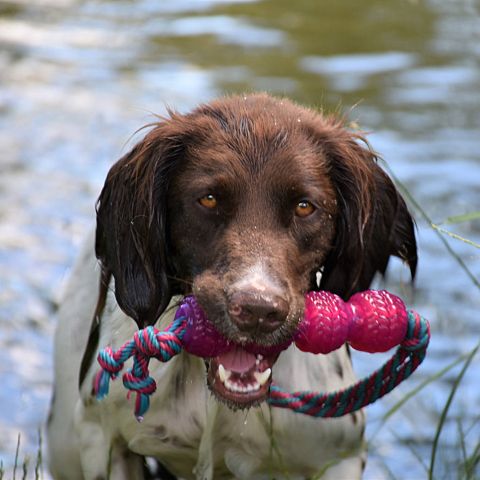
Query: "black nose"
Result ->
[[227, 291, 289, 333]]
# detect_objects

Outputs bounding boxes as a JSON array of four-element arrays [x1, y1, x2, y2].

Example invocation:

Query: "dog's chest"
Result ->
[[110, 354, 272, 478], [103, 351, 362, 479]]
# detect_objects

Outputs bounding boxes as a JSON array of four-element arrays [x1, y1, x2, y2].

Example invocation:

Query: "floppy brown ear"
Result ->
[[308, 118, 417, 298], [95, 119, 187, 328]]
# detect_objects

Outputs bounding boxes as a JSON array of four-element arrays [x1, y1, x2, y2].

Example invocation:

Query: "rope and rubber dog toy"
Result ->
[[93, 290, 430, 420]]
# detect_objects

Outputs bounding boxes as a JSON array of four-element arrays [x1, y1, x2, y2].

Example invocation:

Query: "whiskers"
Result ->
[[167, 274, 194, 290]]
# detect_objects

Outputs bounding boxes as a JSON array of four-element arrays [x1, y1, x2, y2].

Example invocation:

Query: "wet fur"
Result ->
[[47, 93, 416, 479]]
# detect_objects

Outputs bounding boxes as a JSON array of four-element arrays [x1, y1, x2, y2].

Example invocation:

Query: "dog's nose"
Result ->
[[227, 291, 289, 333]]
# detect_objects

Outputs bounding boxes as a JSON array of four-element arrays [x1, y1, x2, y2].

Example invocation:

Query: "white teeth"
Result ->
[[224, 379, 261, 393], [218, 364, 271, 394], [218, 364, 231, 383], [253, 368, 271, 386]]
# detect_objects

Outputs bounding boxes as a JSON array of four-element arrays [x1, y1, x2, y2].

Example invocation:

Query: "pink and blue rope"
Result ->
[[93, 310, 429, 420], [268, 311, 429, 416], [94, 316, 186, 419]]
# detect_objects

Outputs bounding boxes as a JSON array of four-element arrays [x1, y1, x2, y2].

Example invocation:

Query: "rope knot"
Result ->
[[94, 345, 134, 399], [97, 346, 125, 376], [123, 371, 157, 394], [123, 370, 157, 420], [133, 326, 161, 357], [93, 316, 187, 411]]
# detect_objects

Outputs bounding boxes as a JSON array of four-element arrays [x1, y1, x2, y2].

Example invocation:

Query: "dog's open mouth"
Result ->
[[206, 345, 279, 407]]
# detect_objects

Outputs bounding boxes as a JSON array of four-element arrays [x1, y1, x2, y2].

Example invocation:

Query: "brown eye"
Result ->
[[295, 200, 315, 217], [199, 194, 218, 209]]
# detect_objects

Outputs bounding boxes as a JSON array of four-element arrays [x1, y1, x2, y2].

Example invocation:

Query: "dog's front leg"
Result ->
[[74, 401, 145, 480], [74, 400, 110, 479]]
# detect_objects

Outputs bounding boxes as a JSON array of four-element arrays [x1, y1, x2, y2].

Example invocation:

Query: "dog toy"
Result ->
[[94, 290, 430, 420]]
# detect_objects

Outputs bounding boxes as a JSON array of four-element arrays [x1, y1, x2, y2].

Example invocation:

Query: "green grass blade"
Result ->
[[377, 456, 399, 480], [465, 439, 480, 480], [22, 457, 29, 480], [432, 224, 480, 249], [429, 342, 480, 480], [445, 212, 480, 224], [381, 349, 471, 424], [35, 428, 42, 480], [13, 434, 20, 480], [457, 419, 468, 479]]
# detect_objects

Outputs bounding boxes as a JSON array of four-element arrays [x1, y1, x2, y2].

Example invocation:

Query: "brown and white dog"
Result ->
[[47, 94, 417, 479]]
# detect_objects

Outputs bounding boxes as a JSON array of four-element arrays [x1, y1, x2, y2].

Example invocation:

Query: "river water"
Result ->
[[0, 0, 479, 478]]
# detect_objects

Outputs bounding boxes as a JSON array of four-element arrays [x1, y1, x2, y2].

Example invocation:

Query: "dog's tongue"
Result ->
[[217, 345, 256, 373]]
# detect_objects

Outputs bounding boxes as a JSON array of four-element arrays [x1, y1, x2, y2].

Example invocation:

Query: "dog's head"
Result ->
[[95, 94, 417, 408]]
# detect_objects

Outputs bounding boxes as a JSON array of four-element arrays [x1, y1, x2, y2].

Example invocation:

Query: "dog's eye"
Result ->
[[295, 200, 315, 218], [199, 194, 218, 209]]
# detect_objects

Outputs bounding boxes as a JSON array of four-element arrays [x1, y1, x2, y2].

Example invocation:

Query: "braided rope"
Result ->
[[93, 310, 429, 420], [268, 311, 429, 416], [93, 316, 186, 420]]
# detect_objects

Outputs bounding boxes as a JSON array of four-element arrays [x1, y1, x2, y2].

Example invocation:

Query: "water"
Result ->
[[1, 0, 479, 477]]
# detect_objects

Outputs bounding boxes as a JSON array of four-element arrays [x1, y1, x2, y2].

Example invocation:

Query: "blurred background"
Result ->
[[0, 0, 479, 478]]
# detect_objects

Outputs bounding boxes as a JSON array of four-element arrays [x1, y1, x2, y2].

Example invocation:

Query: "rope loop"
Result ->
[[123, 370, 157, 394], [97, 347, 122, 376], [400, 311, 430, 352], [267, 312, 429, 417]]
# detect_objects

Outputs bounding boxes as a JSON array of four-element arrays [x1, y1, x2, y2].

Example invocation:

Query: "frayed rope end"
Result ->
[[93, 369, 115, 400]]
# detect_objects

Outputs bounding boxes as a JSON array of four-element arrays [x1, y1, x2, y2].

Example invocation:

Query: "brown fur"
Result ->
[[95, 93, 416, 344]]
